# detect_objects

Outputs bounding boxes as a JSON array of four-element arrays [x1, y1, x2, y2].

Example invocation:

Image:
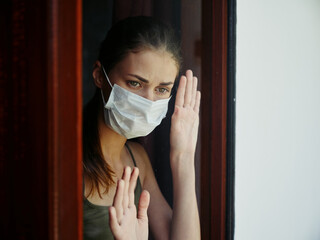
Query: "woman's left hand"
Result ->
[[170, 70, 201, 157], [168, 70, 201, 240]]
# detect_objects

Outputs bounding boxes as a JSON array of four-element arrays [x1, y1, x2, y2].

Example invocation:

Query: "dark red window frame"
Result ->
[[200, 0, 229, 239], [1, 0, 231, 239]]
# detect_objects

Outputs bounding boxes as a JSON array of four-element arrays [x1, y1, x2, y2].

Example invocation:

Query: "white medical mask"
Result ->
[[101, 66, 171, 139]]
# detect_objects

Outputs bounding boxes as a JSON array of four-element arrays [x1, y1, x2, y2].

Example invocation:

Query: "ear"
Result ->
[[93, 61, 103, 88]]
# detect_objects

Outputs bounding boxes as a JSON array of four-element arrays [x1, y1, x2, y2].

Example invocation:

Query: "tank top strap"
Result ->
[[125, 142, 137, 167]]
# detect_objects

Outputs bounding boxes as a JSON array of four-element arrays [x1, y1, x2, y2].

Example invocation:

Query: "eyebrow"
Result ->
[[128, 74, 174, 86]]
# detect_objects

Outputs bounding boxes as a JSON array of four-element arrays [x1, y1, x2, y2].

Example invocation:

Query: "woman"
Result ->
[[83, 16, 201, 240]]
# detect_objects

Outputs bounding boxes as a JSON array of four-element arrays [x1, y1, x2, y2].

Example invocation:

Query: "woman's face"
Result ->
[[103, 49, 178, 101]]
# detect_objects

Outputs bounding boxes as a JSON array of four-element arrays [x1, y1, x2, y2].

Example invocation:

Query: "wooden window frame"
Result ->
[[0, 0, 235, 238], [48, 0, 236, 239], [47, 0, 83, 239], [200, 0, 236, 239]]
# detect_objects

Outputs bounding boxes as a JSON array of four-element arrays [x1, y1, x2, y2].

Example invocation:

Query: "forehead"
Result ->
[[114, 49, 179, 83]]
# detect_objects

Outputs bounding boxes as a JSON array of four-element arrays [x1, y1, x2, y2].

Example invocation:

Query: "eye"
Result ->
[[155, 87, 170, 95], [127, 80, 141, 89]]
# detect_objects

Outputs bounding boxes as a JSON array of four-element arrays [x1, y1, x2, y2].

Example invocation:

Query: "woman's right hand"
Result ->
[[109, 166, 150, 240]]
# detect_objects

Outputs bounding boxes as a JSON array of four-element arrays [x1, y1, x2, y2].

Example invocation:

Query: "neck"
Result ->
[[98, 110, 127, 163]]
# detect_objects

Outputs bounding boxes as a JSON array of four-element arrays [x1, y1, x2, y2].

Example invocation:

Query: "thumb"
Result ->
[[137, 190, 150, 221]]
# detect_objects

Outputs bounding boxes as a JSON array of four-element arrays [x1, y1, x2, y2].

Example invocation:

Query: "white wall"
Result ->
[[235, 0, 320, 239]]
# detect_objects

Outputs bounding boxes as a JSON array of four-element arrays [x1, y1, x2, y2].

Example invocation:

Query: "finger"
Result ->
[[137, 190, 150, 222], [122, 166, 131, 211], [175, 76, 186, 107], [113, 179, 124, 222], [194, 91, 201, 114], [128, 167, 139, 207], [190, 76, 198, 108], [184, 70, 193, 107], [109, 206, 121, 236]]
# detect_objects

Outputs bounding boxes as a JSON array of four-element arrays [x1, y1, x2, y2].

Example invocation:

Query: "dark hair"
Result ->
[[99, 16, 182, 74], [83, 16, 181, 198]]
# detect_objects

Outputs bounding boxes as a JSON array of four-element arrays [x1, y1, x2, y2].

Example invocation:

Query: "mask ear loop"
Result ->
[[101, 65, 113, 88], [100, 65, 113, 106]]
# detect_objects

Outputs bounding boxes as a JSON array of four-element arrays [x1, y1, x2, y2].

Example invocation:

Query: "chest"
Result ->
[[85, 183, 117, 207], [84, 160, 135, 206]]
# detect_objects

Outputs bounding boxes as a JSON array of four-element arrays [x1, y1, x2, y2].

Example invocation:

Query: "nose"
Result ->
[[141, 89, 154, 101]]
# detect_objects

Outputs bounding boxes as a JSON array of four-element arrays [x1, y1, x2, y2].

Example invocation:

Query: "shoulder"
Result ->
[[126, 141, 153, 186]]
